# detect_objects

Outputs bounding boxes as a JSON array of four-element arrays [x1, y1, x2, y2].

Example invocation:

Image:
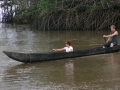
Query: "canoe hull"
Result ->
[[3, 45, 120, 63]]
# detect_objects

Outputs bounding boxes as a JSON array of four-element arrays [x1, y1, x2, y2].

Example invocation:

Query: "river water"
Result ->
[[0, 23, 120, 90]]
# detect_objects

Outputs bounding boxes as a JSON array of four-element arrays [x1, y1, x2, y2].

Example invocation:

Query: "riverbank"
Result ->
[[1, 0, 120, 30]]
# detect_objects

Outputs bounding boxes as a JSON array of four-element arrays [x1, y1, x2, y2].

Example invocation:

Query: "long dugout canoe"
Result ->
[[3, 45, 120, 63]]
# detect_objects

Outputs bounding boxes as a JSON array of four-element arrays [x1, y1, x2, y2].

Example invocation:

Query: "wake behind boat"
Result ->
[[3, 45, 120, 63]]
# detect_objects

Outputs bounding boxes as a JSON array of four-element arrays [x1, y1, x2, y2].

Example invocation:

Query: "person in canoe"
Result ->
[[53, 41, 73, 52], [103, 25, 118, 48]]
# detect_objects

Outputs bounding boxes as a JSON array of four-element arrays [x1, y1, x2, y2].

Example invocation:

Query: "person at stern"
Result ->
[[103, 25, 118, 48]]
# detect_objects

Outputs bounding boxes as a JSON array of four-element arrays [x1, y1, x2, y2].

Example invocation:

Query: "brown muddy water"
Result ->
[[0, 23, 120, 90]]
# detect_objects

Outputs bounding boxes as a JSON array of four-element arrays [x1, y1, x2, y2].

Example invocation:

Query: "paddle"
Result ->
[[104, 37, 106, 42]]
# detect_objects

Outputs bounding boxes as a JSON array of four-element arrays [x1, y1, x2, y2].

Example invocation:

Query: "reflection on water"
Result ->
[[105, 53, 119, 80], [65, 60, 74, 84], [106, 53, 118, 74], [0, 23, 120, 89]]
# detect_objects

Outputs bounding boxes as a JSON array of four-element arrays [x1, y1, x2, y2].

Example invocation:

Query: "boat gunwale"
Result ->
[[3, 45, 120, 63]]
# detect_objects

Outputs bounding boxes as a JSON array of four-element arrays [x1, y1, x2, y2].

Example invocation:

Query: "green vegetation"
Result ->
[[1, 0, 120, 30]]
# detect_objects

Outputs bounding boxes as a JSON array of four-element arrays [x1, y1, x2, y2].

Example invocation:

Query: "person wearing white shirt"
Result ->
[[53, 41, 73, 53]]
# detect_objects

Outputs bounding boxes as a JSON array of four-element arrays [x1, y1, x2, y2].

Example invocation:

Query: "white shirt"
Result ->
[[64, 46, 73, 52]]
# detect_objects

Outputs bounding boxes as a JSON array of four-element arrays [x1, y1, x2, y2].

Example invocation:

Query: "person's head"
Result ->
[[110, 25, 116, 32], [65, 41, 71, 47]]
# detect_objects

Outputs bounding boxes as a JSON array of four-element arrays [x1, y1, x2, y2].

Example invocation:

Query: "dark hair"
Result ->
[[66, 41, 71, 45]]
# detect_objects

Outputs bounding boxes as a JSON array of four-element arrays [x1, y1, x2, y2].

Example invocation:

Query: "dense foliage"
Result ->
[[1, 0, 120, 30]]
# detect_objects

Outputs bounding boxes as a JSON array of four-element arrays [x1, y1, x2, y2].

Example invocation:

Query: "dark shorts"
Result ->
[[103, 41, 117, 47]]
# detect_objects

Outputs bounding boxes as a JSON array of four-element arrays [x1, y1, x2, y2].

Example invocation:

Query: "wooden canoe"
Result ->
[[3, 45, 120, 63]]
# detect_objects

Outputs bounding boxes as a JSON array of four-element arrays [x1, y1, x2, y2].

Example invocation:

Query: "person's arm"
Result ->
[[106, 37, 111, 42], [103, 31, 118, 38], [53, 48, 64, 52]]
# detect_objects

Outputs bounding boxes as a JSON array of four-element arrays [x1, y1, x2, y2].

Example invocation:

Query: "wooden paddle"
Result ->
[[104, 37, 106, 42]]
